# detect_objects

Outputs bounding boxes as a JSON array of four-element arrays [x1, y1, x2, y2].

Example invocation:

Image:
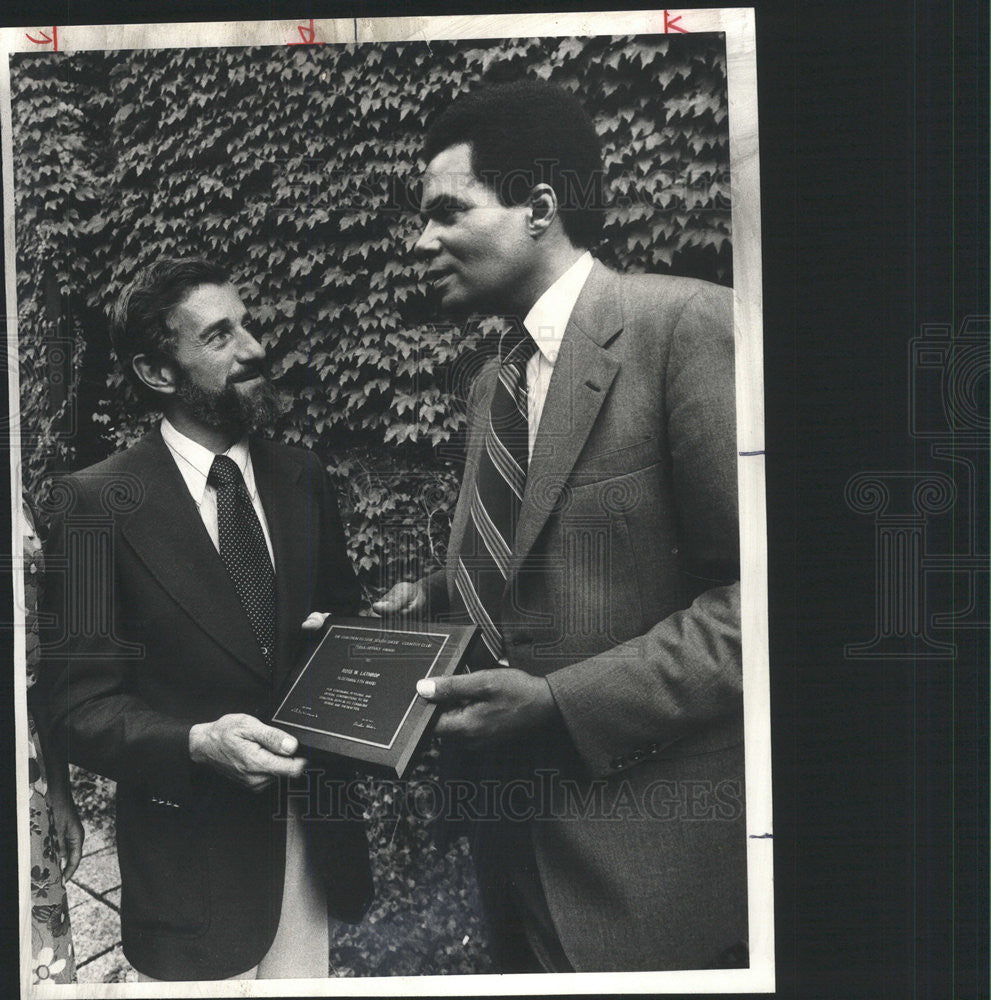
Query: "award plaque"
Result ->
[[272, 617, 479, 778]]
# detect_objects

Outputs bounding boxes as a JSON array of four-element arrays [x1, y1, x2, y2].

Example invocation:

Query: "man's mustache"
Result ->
[[229, 366, 270, 384]]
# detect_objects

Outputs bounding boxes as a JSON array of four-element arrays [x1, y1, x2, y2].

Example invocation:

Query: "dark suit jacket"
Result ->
[[427, 262, 747, 970], [41, 431, 372, 979]]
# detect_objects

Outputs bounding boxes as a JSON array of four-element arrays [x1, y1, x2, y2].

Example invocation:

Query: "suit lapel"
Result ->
[[119, 432, 270, 680], [511, 262, 623, 573], [447, 264, 625, 597]]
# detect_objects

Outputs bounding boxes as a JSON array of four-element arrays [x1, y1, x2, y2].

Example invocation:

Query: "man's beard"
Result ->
[[173, 370, 282, 434]]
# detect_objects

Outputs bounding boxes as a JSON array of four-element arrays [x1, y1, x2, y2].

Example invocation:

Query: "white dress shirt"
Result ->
[[160, 417, 275, 567], [522, 250, 594, 461]]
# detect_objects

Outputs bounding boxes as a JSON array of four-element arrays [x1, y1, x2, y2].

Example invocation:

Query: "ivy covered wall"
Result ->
[[12, 33, 731, 598]]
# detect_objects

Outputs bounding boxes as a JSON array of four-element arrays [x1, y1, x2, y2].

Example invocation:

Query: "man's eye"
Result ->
[[432, 207, 460, 224]]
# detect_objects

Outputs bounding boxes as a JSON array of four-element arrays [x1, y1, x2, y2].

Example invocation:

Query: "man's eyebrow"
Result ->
[[197, 311, 250, 340], [421, 192, 470, 216], [198, 317, 233, 340]]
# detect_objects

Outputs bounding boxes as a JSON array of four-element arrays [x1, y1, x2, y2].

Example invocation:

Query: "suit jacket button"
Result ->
[[647, 743, 661, 755], [629, 750, 644, 762], [609, 757, 625, 770]]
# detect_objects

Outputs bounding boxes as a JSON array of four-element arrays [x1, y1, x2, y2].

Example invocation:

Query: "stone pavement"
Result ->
[[66, 826, 135, 984]]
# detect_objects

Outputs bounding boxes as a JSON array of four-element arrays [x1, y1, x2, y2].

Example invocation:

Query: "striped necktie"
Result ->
[[455, 323, 538, 661], [208, 454, 276, 668]]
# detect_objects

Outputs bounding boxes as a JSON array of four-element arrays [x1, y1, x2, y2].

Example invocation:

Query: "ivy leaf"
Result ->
[[14, 33, 731, 596]]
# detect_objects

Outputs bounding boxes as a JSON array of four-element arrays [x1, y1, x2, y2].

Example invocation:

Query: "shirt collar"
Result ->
[[160, 417, 255, 505], [523, 251, 594, 366]]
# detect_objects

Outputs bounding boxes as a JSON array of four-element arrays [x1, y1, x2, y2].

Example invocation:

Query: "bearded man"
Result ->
[[40, 257, 371, 981]]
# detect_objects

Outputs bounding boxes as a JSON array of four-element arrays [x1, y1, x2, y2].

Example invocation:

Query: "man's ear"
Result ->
[[131, 353, 177, 396], [526, 184, 559, 237]]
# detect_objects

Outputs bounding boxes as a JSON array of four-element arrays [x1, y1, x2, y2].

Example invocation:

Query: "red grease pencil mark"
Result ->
[[288, 18, 323, 46], [664, 10, 689, 34], [26, 26, 58, 50]]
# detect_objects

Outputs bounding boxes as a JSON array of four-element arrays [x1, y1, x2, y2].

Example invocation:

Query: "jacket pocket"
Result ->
[[115, 788, 210, 936]]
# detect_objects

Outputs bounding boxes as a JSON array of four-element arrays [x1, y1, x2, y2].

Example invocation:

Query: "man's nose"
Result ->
[[236, 326, 266, 362], [413, 220, 439, 259]]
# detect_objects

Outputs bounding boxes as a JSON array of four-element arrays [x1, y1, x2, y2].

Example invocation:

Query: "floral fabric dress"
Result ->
[[24, 502, 76, 984]]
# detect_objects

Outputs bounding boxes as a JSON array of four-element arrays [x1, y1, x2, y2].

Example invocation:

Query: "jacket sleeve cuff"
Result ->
[[131, 717, 198, 806], [545, 583, 742, 780], [545, 654, 654, 780]]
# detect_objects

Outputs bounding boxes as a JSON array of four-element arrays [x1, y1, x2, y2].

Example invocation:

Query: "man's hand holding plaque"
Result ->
[[283, 613, 478, 778], [301, 579, 426, 632], [414, 671, 558, 746], [371, 581, 427, 617], [189, 714, 307, 792]]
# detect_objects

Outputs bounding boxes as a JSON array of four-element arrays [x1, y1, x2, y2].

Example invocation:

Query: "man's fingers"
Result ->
[[195, 716, 308, 787], [284, 755, 308, 778], [63, 832, 83, 882], [243, 773, 275, 792], [301, 611, 329, 630], [432, 705, 473, 736], [241, 718, 298, 756], [416, 670, 496, 704], [371, 581, 424, 615], [416, 676, 442, 701], [247, 752, 308, 779], [370, 583, 406, 612]]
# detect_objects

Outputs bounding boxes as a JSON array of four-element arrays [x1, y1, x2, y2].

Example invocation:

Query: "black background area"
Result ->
[[1, 1, 987, 998]]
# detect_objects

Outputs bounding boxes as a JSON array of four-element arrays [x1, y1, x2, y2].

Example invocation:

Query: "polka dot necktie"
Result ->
[[208, 454, 276, 668], [454, 321, 538, 662]]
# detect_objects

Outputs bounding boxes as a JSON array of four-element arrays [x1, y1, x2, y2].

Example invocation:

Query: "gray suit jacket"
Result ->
[[429, 262, 747, 970]]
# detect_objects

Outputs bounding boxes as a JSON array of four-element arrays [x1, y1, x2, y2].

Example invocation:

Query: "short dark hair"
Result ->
[[423, 78, 604, 249], [110, 257, 229, 404]]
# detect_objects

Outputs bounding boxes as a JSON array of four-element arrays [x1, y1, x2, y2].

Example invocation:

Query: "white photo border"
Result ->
[[2, 8, 771, 996]]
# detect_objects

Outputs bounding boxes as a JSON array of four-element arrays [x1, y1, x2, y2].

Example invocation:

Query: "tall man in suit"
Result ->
[[41, 258, 371, 980], [374, 79, 748, 971]]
